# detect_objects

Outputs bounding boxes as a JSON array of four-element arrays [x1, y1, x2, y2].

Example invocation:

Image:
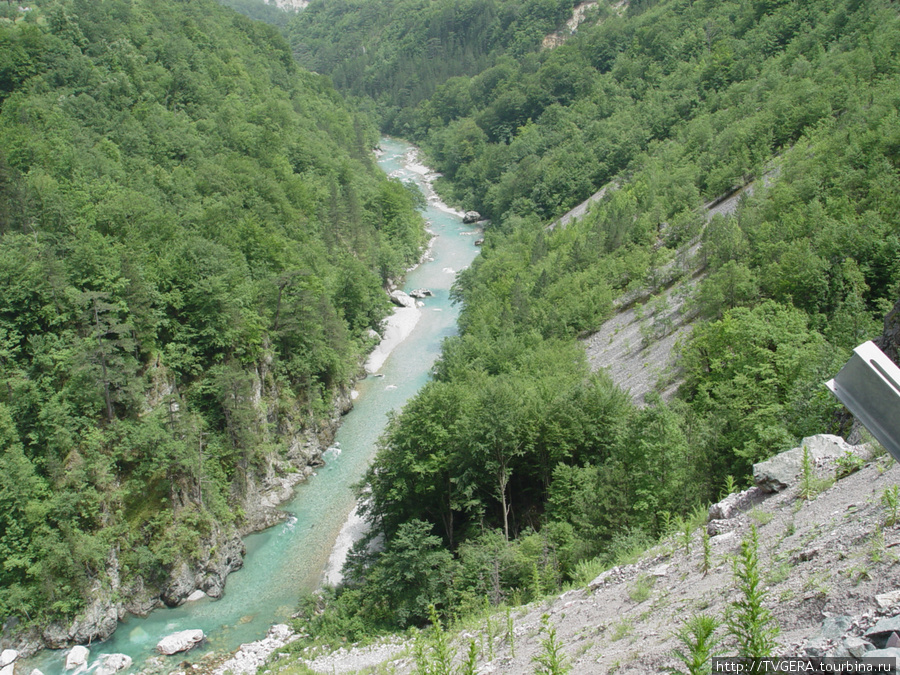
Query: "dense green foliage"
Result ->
[[216, 0, 297, 32], [0, 0, 425, 624], [296, 0, 900, 636], [407, 0, 900, 223], [287, 0, 576, 123]]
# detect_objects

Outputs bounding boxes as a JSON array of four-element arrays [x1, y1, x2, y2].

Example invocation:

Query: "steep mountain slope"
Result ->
[[209, 435, 900, 674], [0, 0, 425, 651], [287, 0, 575, 125], [266, 0, 900, 645]]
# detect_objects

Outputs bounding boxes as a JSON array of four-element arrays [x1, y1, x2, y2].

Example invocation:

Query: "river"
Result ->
[[25, 137, 481, 675]]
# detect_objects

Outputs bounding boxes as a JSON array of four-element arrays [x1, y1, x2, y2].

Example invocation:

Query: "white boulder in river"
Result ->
[[157, 629, 205, 655], [0, 651, 17, 669], [389, 290, 415, 308], [64, 646, 89, 671], [95, 654, 133, 675]]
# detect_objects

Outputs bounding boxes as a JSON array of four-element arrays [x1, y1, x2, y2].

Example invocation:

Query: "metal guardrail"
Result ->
[[826, 341, 900, 462]]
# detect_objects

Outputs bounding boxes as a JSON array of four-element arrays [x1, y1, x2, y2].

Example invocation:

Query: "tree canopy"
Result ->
[[292, 0, 900, 635], [0, 0, 425, 625]]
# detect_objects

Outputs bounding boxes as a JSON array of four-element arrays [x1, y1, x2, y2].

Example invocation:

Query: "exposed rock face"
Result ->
[[753, 434, 852, 492], [708, 486, 764, 520], [156, 629, 204, 655], [161, 528, 245, 607], [68, 598, 119, 645]]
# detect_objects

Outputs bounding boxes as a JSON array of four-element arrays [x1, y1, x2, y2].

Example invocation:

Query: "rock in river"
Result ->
[[95, 654, 132, 675], [389, 290, 415, 308], [64, 646, 89, 671], [0, 652, 17, 669], [156, 629, 205, 655]]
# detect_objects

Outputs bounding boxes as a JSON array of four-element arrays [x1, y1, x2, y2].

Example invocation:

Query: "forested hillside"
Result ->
[[287, 0, 900, 639], [287, 0, 576, 125], [0, 0, 425, 643]]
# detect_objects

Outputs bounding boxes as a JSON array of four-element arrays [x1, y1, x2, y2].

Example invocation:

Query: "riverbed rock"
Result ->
[[212, 624, 298, 675], [389, 290, 415, 308], [64, 645, 89, 670], [408, 288, 433, 298], [156, 629, 204, 655], [161, 530, 244, 606], [463, 211, 481, 224], [69, 598, 119, 645], [0, 651, 17, 668], [95, 653, 132, 675], [186, 589, 208, 602]]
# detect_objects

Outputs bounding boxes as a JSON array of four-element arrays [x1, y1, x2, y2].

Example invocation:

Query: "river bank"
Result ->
[[18, 138, 481, 675]]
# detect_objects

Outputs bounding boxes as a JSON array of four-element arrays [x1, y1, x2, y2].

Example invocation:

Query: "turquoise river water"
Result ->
[[27, 137, 481, 675]]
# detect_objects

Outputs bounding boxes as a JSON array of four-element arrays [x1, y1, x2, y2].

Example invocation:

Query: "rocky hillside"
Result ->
[[579, 177, 769, 406], [217, 433, 900, 674]]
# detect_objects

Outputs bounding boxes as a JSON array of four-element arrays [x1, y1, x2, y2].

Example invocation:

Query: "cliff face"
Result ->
[[876, 296, 900, 366], [9, 358, 355, 657]]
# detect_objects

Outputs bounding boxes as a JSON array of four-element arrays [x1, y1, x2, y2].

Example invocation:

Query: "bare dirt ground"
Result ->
[[581, 278, 698, 405], [580, 181, 760, 406]]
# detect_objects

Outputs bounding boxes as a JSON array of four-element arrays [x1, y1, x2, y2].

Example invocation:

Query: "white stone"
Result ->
[[0, 651, 17, 668], [268, 624, 293, 641], [157, 629, 205, 655], [877, 590, 900, 609], [650, 564, 670, 577], [389, 290, 414, 308], [64, 646, 90, 671], [753, 434, 849, 492], [95, 654, 133, 675], [185, 589, 208, 602], [0, 663, 15, 675], [588, 566, 620, 590], [29, 669, 44, 675], [711, 531, 737, 547]]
